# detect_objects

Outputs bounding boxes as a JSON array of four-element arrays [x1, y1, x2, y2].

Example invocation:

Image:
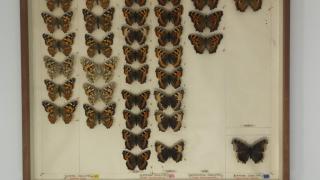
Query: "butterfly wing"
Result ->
[[99, 0, 110, 9], [172, 89, 184, 110], [189, 11, 207, 32], [137, 128, 151, 149], [86, 0, 95, 10], [154, 90, 166, 110], [156, 68, 169, 89], [44, 79, 58, 101], [100, 33, 114, 58], [171, 111, 184, 132], [85, 34, 98, 57], [122, 90, 134, 110], [123, 110, 135, 130], [158, 0, 181, 6], [100, 8, 114, 32], [41, 13, 56, 33], [207, 0, 219, 9], [138, 109, 149, 129], [249, 0, 262, 11], [154, 6, 168, 27], [122, 129, 136, 150], [188, 34, 206, 54], [62, 101, 77, 124], [62, 78, 75, 100], [137, 91, 150, 109], [83, 104, 97, 128], [43, 34, 57, 57], [82, 9, 97, 33], [206, 34, 223, 54], [155, 111, 169, 132], [234, 0, 249, 12], [81, 58, 98, 83], [46, 0, 56, 11], [102, 56, 117, 82], [137, 150, 151, 170], [171, 67, 183, 89], [207, 11, 223, 32], [61, 33, 75, 56], [61, 11, 73, 33], [43, 56, 58, 79], [122, 151, 138, 170], [232, 138, 250, 163], [124, 65, 134, 84], [171, 141, 184, 162], [155, 141, 170, 163], [100, 82, 115, 103], [83, 83, 99, 105], [61, 0, 72, 12], [192, 0, 206, 10], [171, 5, 183, 26], [42, 101, 58, 124], [250, 138, 268, 163], [101, 103, 116, 128], [62, 56, 74, 79]]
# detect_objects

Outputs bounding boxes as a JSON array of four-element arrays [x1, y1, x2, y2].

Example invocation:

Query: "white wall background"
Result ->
[[0, 0, 317, 179]]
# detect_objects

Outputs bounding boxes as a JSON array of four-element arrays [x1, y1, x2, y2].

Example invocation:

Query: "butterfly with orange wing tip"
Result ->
[[86, 0, 110, 10], [123, 45, 148, 64], [42, 33, 75, 57], [232, 138, 268, 164], [123, 109, 149, 130], [42, 100, 78, 124], [46, 0, 72, 12], [81, 57, 117, 83], [154, 5, 183, 26], [83, 82, 115, 105], [191, 0, 219, 10], [122, 26, 149, 45], [44, 78, 75, 101], [155, 141, 184, 163], [43, 56, 74, 79], [122, 129, 151, 150], [124, 65, 149, 84], [83, 103, 116, 129], [122, 150, 151, 170], [41, 11, 73, 33], [155, 26, 183, 46], [155, 110, 183, 132], [125, 0, 147, 6], [123, 8, 149, 26], [122, 90, 150, 110], [155, 46, 182, 68], [158, 0, 181, 6], [188, 34, 223, 54], [189, 11, 223, 32], [234, 0, 262, 12], [156, 67, 183, 89], [82, 8, 114, 33], [85, 33, 114, 58], [154, 89, 184, 111]]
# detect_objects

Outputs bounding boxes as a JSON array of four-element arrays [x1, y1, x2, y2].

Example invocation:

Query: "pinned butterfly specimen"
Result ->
[[156, 67, 183, 89], [154, 5, 183, 26], [42, 100, 78, 124], [123, 45, 148, 64], [81, 57, 117, 83], [155, 141, 184, 163], [232, 138, 268, 164], [154, 89, 184, 110], [234, 0, 262, 12], [157, 0, 181, 6], [122, 150, 151, 170], [123, 109, 149, 130], [43, 56, 74, 79], [46, 0, 73, 12], [122, 26, 149, 45], [122, 8, 149, 26], [124, 65, 149, 84], [83, 103, 116, 129], [188, 34, 223, 54], [122, 90, 150, 110], [85, 33, 114, 58], [155, 26, 183, 46], [155, 46, 182, 68], [86, 0, 110, 10], [44, 78, 75, 101], [125, 0, 147, 6], [83, 82, 115, 105], [41, 11, 73, 33], [82, 8, 114, 33], [122, 128, 151, 150], [155, 110, 183, 132], [189, 11, 223, 32], [42, 33, 75, 57], [191, 0, 219, 10]]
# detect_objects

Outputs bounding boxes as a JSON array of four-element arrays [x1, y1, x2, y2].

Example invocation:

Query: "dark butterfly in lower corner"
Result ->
[[123, 109, 149, 130], [234, 0, 262, 12], [123, 45, 148, 64], [44, 78, 75, 101], [42, 33, 75, 57], [189, 11, 223, 32], [43, 56, 74, 79], [122, 90, 150, 110], [188, 34, 223, 54], [122, 26, 149, 45], [81, 57, 117, 83], [122, 150, 151, 170], [86, 0, 110, 10], [155, 110, 184, 132], [122, 128, 151, 150], [125, 0, 147, 7], [155, 141, 184, 163], [124, 65, 149, 84], [85, 33, 114, 58], [155, 26, 183, 46], [155, 46, 182, 68], [83, 103, 116, 129], [154, 89, 184, 110], [122, 7, 149, 26], [156, 67, 183, 89], [42, 100, 78, 124], [157, 0, 181, 6], [154, 5, 183, 26], [41, 11, 73, 33], [46, 0, 72, 12], [83, 82, 115, 105], [191, 0, 219, 10], [232, 138, 268, 164], [82, 8, 114, 33]]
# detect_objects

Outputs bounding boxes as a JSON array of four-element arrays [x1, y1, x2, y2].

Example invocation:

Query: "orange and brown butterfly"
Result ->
[[41, 11, 73, 33], [191, 0, 219, 10], [189, 11, 223, 32], [82, 8, 114, 33], [234, 0, 262, 12], [44, 78, 75, 101], [46, 0, 73, 12], [124, 65, 149, 84], [123, 7, 149, 26], [158, 0, 181, 6], [122, 26, 149, 45], [155, 26, 183, 46], [43, 56, 74, 79], [122, 150, 151, 170], [154, 89, 184, 111], [122, 128, 151, 150], [42, 33, 75, 57], [155, 141, 184, 163], [83, 82, 115, 105], [154, 5, 183, 26], [123, 45, 148, 64], [155, 46, 182, 68], [156, 67, 183, 89], [86, 0, 110, 10], [123, 109, 149, 130], [85, 33, 114, 58], [155, 110, 183, 132], [122, 90, 150, 110], [83, 103, 116, 129], [125, 0, 147, 7], [188, 33, 223, 54], [42, 100, 78, 124]]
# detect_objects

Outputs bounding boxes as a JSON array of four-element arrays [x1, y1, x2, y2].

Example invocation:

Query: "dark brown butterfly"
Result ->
[[155, 46, 182, 68], [232, 138, 268, 164], [155, 26, 183, 46], [157, 0, 181, 6], [81, 57, 117, 83], [234, 0, 262, 12], [125, 0, 147, 6], [41, 11, 73, 33], [188, 34, 223, 54], [154, 5, 183, 26], [123, 45, 148, 64], [122, 150, 151, 170], [123, 109, 149, 130], [122, 128, 151, 150], [83, 103, 116, 129], [123, 8, 149, 26], [124, 65, 149, 84], [85, 33, 114, 58], [122, 26, 149, 45], [156, 67, 182, 89], [43, 56, 74, 79], [189, 11, 223, 32], [191, 0, 219, 10], [82, 8, 114, 33], [46, 0, 72, 12], [44, 78, 75, 101], [122, 90, 150, 110], [155, 110, 183, 132], [83, 82, 115, 105], [42, 33, 75, 57], [155, 141, 184, 163], [86, 0, 110, 10], [154, 89, 184, 110], [42, 100, 78, 124]]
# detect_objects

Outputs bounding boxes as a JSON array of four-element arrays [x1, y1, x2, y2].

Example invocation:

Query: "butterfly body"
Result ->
[[154, 5, 183, 26], [85, 33, 114, 58], [123, 109, 149, 129], [82, 8, 114, 33], [155, 46, 182, 68], [188, 34, 223, 54], [46, 0, 72, 12], [122, 150, 151, 170], [154, 89, 184, 110], [155, 111, 183, 132], [232, 138, 268, 164], [44, 78, 75, 101], [124, 65, 149, 84], [86, 0, 110, 10], [81, 57, 117, 83], [43, 33, 75, 57], [157, 0, 181, 6], [122, 26, 149, 45], [122, 90, 150, 110], [42, 100, 78, 124], [155, 26, 183, 46], [156, 67, 183, 89], [155, 141, 184, 163], [234, 0, 262, 12], [122, 129, 151, 150], [123, 8, 149, 26], [41, 11, 73, 33], [83, 82, 115, 104], [123, 45, 148, 64], [125, 0, 147, 6], [192, 0, 219, 10], [83, 103, 116, 128], [189, 11, 223, 32], [43, 56, 74, 79]]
